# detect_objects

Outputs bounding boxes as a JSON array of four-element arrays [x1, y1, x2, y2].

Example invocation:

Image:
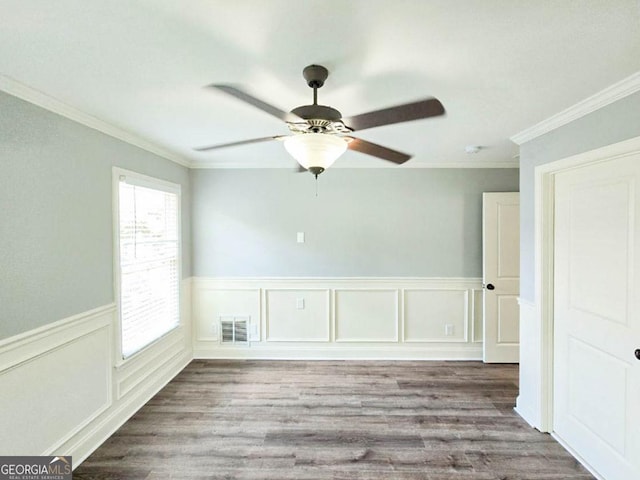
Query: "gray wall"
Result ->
[[191, 168, 519, 277], [519, 91, 640, 302], [0, 91, 191, 339]]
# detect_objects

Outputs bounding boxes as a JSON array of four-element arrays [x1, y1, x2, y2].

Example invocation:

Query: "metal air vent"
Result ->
[[220, 316, 249, 345]]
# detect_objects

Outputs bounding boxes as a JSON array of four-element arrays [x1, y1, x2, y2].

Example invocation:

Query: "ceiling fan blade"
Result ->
[[347, 138, 411, 164], [209, 85, 300, 122], [343, 98, 445, 131], [295, 164, 307, 173], [194, 135, 283, 152]]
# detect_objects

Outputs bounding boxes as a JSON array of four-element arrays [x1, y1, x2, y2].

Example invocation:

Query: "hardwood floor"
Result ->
[[74, 360, 594, 479]]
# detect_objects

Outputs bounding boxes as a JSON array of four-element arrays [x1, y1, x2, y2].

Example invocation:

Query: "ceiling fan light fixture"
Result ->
[[198, 65, 444, 168], [283, 133, 348, 173]]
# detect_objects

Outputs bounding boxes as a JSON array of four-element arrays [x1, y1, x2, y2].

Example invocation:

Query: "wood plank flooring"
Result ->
[[74, 360, 594, 480]]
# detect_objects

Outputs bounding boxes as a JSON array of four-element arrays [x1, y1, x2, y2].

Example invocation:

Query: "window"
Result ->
[[115, 169, 180, 358]]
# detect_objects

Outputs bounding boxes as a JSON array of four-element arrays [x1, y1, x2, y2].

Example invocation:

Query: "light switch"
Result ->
[[445, 324, 454, 336], [296, 298, 305, 309], [297, 232, 305, 243]]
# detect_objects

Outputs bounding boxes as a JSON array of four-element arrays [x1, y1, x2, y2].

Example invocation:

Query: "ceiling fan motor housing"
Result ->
[[291, 104, 342, 122], [289, 104, 349, 134], [303, 64, 329, 88]]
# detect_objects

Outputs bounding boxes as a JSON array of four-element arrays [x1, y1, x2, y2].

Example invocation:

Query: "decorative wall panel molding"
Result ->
[[266, 289, 331, 342], [472, 289, 484, 343], [403, 289, 468, 342], [0, 305, 113, 456], [335, 289, 399, 342], [0, 276, 485, 467], [193, 287, 261, 342], [193, 277, 483, 359], [0, 279, 193, 466]]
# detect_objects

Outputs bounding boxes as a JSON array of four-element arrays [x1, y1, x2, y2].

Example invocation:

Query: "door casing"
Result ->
[[533, 136, 640, 438]]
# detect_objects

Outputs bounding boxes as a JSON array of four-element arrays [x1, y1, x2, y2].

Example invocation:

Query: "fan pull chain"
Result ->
[[315, 175, 319, 197]]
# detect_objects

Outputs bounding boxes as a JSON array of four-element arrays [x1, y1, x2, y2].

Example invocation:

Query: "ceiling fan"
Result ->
[[195, 65, 445, 177]]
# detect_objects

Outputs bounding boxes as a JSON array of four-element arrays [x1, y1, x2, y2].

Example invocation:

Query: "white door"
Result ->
[[554, 154, 640, 480], [483, 192, 520, 363]]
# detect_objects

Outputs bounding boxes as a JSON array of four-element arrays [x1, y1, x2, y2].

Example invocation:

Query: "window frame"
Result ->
[[112, 167, 182, 364]]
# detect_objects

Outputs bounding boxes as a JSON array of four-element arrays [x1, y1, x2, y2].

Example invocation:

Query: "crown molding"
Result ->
[[511, 71, 640, 145], [394, 161, 519, 169], [0, 75, 192, 168], [189, 160, 519, 169]]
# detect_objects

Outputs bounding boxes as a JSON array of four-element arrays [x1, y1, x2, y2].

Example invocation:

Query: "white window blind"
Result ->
[[117, 175, 180, 358]]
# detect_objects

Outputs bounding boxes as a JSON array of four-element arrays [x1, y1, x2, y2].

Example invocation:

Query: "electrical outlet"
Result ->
[[296, 298, 305, 310], [445, 324, 454, 336], [297, 232, 305, 243]]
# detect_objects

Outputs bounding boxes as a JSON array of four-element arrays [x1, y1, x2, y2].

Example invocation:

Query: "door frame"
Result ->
[[534, 135, 640, 433]]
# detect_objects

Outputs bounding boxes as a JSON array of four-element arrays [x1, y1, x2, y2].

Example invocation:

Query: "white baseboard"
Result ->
[[64, 350, 191, 465], [514, 396, 538, 429], [194, 343, 483, 361], [515, 300, 542, 430], [551, 433, 606, 480]]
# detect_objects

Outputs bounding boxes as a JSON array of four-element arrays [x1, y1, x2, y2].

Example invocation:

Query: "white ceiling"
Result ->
[[1, 0, 639, 168]]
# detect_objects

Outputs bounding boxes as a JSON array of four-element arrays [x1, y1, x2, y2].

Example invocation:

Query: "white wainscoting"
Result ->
[[266, 289, 330, 342], [0, 305, 113, 457], [335, 289, 399, 342], [0, 279, 192, 466], [193, 277, 483, 360], [404, 289, 467, 342], [472, 289, 484, 343]]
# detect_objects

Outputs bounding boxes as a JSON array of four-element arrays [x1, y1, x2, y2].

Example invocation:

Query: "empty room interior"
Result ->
[[1, 2, 640, 479]]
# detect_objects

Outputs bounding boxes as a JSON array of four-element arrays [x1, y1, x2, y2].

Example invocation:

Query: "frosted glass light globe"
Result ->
[[283, 133, 348, 171]]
